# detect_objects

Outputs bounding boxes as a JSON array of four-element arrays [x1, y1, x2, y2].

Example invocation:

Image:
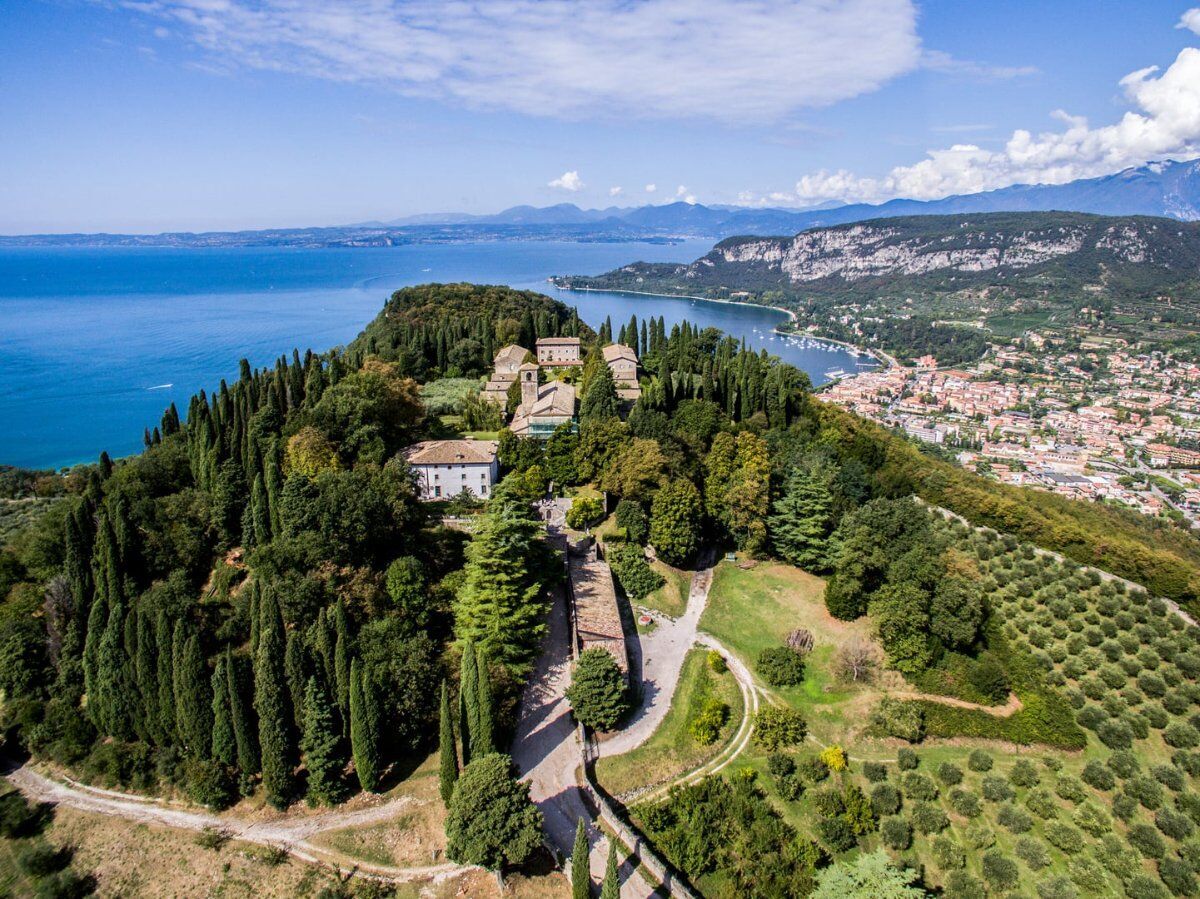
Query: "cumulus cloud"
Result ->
[[1180, 8, 1200, 35], [608, 186, 623, 197], [548, 170, 583, 192], [644, 184, 657, 194], [794, 42, 1200, 203], [120, 0, 922, 123]]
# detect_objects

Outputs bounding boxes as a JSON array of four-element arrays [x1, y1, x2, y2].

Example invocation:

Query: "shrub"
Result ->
[[798, 755, 830, 784], [1108, 750, 1140, 778], [185, 759, 238, 811], [862, 762, 888, 783], [756, 647, 806, 687], [944, 871, 985, 899], [897, 747, 919, 770], [936, 762, 963, 786], [1025, 788, 1059, 819], [766, 753, 795, 778], [1127, 775, 1165, 810], [567, 648, 629, 731], [811, 788, 845, 818], [1095, 832, 1141, 880], [949, 788, 982, 818], [1010, 759, 1040, 787], [982, 852, 1019, 891], [870, 783, 901, 817], [901, 772, 938, 801], [819, 745, 847, 773], [982, 776, 1014, 802], [707, 650, 727, 673], [1156, 808, 1195, 840], [1054, 775, 1086, 804], [880, 816, 911, 850], [1035, 876, 1077, 899], [1178, 791, 1200, 826], [689, 698, 729, 745], [1068, 856, 1110, 894], [1081, 760, 1115, 791], [963, 822, 994, 849], [815, 814, 856, 853], [911, 801, 949, 834], [1153, 764, 1184, 792], [1112, 793, 1138, 821], [608, 545, 665, 600], [871, 699, 925, 743], [1139, 673, 1168, 698], [967, 654, 1011, 703], [1159, 857, 1197, 897], [1125, 876, 1170, 899], [1176, 752, 1200, 777], [997, 803, 1033, 833], [1016, 835, 1050, 870], [1043, 822, 1084, 854], [1129, 823, 1167, 859], [1097, 719, 1134, 749], [1073, 801, 1111, 836], [1166, 722, 1200, 748], [752, 707, 807, 751], [967, 749, 993, 772], [932, 834, 966, 870]]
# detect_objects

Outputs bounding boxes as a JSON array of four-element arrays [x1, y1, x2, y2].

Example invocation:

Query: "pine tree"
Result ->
[[155, 609, 176, 744], [459, 641, 480, 766], [600, 840, 620, 899], [211, 654, 237, 766], [175, 632, 213, 757], [302, 675, 346, 806], [768, 467, 834, 570], [255, 590, 296, 808], [474, 647, 495, 756], [349, 659, 382, 792], [226, 650, 260, 780], [438, 681, 459, 805], [579, 363, 619, 422], [572, 819, 591, 899]]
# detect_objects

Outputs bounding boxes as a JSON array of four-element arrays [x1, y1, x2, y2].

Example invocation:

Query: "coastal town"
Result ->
[[822, 333, 1200, 526]]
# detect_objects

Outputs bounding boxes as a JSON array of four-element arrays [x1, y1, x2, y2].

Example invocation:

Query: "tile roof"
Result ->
[[403, 439, 498, 465]]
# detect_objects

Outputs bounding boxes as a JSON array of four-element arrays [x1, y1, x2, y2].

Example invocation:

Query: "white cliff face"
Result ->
[[715, 221, 1185, 283]]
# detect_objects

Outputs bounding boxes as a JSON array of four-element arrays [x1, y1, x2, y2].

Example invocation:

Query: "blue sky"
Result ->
[[3, 0, 1200, 233]]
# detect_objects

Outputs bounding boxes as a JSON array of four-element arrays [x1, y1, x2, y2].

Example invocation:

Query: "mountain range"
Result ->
[[3, 159, 1199, 247]]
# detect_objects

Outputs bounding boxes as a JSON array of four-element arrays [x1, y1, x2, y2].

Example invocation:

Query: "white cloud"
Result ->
[[794, 42, 1200, 203], [548, 170, 583, 192], [608, 186, 623, 197], [674, 185, 688, 198], [644, 184, 657, 194], [120, 0, 922, 123], [1179, 8, 1200, 35], [921, 50, 1038, 80]]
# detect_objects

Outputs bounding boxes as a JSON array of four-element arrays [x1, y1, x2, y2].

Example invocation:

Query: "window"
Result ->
[[434, 486, 441, 497]]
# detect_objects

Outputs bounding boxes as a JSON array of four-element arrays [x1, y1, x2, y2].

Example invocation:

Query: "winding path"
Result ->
[[4, 763, 469, 884]]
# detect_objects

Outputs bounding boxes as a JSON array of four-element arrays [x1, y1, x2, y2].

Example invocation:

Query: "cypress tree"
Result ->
[[438, 681, 458, 805], [248, 581, 260, 657], [459, 641, 480, 766], [301, 675, 346, 806], [333, 600, 352, 736], [474, 648, 495, 757], [134, 606, 158, 743], [579, 363, 619, 423], [349, 658, 382, 792], [255, 590, 296, 808], [95, 596, 135, 738], [572, 819, 591, 899], [284, 630, 309, 734], [175, 632, 213, 757], [82, 591, 107, 717], [600, 840, 619, 899], [211, 654, 237, 766], [226, 650, 260, 780], [155, 609, 176, 744], [248, 474, 270, 546]]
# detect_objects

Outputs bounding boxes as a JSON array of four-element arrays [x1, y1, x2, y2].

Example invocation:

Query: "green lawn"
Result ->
[[595, 648, 743, 798], [639, 561, 691, 619]]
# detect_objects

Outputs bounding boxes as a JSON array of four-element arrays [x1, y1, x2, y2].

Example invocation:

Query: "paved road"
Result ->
[[511, 579, 658, 898], [601, 568, 713, 758]]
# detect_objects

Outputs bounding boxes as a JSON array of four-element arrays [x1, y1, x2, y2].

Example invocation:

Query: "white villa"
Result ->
[[403, 439, 499, 501], [536, 336, 583, 367], [603, 343, 641, 401]]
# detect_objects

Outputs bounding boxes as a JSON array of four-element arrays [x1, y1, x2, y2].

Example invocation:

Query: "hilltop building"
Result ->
[[509, 363, 576, 437], [602, 343, 641, 401], [403, 439, 499, 501], [536, 336, 582, 367], [482, 343, 530, 406]]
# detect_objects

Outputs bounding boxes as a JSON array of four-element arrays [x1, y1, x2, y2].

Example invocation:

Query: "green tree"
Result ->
[[572, 818, 591, 899], [385, 556, 428, 630], [226, 650, 260, 781], [334, 599, 352, 735], [302, 675, 346, 806], [566, 497, 603, 531], [439, 681, 459, 805], [566, 648, 628, 731], [350, 658, 383, 792], [810, 849, 925, 898], [614, 499, 649, 545], [871, 583, 934, 674], [769, 467, 834, 570], [445, 753, 544, 871], [459, 641, 481, 766], [255, 590, 296, 808], [580, 363, 619, 423], [175, 631, 213, 757], [600, 839, 620, 899], [649, 479, 702, 566], [211, 654, 237, 766], [154, 609, 176, 745], [474, 648, 495, 757]]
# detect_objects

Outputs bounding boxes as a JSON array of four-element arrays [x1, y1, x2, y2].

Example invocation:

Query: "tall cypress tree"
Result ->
[[458, 641, 480, 766], [82, 592, 107, 719], [255, 590, 296, 808], [302, 675, 346, 806], [95, 596, 135, 739], [572, 819, 591, 899], [474, 648, 495, 757], [248, 581, 261, 657], [438, 681, 458, 805], [226, 650, 260, 782], [175, 632, 213, 758], [600, 841, 620, 899], [155, 609, 176, 744], [211, 654, 237, 766], [333, 600, 352, 737], [134, 606, 159, 743], [349, 659, 382, 793], [284, 630, 309, 734]]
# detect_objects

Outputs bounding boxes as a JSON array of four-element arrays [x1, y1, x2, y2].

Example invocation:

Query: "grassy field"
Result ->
[[596, 648, 743, 798], [639, 560, 691, 618]]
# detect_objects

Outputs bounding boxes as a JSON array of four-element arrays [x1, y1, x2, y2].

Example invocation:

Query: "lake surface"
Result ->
[[0, 242, 873, 469]]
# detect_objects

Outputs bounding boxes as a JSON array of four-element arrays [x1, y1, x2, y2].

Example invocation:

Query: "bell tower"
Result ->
[[519, 363, 539, 408]]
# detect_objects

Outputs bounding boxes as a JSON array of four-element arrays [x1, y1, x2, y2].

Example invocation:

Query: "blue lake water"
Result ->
[[0, 242, 873, 469]]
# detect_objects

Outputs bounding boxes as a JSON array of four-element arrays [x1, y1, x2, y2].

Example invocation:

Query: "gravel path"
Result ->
[[600, 568, 713, 758], [4, 763, 468, 883]]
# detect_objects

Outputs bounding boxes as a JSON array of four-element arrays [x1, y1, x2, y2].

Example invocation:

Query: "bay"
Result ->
[[0, 241, 873, 469]]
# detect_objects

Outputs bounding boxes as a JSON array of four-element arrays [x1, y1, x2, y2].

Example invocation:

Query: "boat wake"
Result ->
[[146, 383, 173, 390]]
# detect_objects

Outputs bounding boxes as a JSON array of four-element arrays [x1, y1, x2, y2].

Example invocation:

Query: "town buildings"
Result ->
[[403, 439, 499, 501], [509, 363, 577, 438], [482, 343, 530, 406]]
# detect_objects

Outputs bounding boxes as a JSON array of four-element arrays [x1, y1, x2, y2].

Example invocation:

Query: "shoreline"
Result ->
[[553, 282, 893, 370]]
